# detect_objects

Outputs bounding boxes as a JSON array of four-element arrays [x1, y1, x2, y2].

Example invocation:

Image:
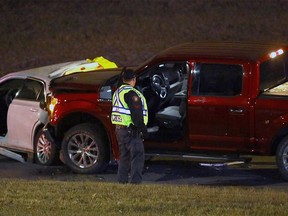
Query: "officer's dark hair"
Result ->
[[121, 68, 136, 82], [117, 67, 135, 87]]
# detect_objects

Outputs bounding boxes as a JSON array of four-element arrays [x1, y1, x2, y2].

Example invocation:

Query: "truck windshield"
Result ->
[[260, 52, 288, 92]]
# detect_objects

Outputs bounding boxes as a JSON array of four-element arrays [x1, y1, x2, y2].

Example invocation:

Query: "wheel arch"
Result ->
[[33, 123, 45, 141], [270, 126, 288, 155], [55, 111, 113, 160]]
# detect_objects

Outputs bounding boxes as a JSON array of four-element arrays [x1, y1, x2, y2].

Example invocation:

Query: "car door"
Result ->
[[188, 61, 251, 152], [7, 78, 45, 151], [0, 78, 26, 138]]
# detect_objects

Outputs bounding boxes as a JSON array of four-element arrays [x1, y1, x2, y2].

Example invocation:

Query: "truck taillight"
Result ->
[[269, 49, 284, 58]]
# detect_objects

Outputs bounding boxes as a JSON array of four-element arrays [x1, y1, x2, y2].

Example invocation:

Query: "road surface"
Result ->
[[0, 155, 288, 189]]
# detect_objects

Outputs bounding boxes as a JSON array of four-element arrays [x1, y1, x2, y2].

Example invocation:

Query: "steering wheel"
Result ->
[[5, 89, 18, 106], [151, 74, 169, 99]]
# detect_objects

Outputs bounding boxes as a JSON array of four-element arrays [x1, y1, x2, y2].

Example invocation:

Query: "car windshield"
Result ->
[[260, 52, 288, 92]]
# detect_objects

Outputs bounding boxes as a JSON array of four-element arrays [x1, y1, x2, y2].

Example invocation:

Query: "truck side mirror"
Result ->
[[100, 86, 112, 100]]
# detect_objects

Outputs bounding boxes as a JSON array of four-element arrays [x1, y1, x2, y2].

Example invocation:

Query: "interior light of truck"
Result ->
[[269, 49, 284, 58]]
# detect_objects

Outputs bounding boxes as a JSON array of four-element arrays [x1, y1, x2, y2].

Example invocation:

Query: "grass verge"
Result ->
[[0, 179, 287, 216]]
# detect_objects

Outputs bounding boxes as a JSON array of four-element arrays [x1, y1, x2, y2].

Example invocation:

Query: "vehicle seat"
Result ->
[[0, 96, 8, 135], [155, 98, 186, 128], [155, 72, 187, 129]]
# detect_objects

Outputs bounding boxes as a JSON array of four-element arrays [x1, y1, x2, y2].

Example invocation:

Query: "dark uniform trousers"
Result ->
[[115, 127, 144, 184]]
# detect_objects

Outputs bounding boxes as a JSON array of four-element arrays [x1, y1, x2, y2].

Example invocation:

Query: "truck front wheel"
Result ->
[[61, 123, 109, 174], [276, 136, 288, 181]]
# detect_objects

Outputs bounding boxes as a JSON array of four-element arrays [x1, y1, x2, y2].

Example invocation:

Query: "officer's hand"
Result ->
[[140, 126, 148, 139]]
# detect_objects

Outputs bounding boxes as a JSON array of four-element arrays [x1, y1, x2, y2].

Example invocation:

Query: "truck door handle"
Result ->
[[230, 108, 244, 113]]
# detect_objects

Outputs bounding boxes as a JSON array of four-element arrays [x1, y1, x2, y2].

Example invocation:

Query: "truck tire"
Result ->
[[61, 123, 109, 174], [276, 136, 288, 181], [34, 129, 60, 166]]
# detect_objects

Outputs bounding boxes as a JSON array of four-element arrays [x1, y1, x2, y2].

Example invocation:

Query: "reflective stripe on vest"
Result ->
[[111, 84, 148, 126]]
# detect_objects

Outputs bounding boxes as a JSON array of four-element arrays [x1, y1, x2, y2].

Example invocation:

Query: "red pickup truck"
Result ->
[[41, 42, 288, 181]]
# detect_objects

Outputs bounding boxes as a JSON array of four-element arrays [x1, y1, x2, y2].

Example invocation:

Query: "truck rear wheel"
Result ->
[[61, 123, 109, 174], [276, 136, 288, 181]]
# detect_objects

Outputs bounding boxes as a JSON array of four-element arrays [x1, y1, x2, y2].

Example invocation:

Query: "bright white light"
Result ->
[[270, 52, 277, 58], [269, 49, 284, 59], [277, 49, 284, 55]]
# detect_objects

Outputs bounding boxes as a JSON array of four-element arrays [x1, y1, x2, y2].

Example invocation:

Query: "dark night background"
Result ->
[[1, 0, 288, 76]]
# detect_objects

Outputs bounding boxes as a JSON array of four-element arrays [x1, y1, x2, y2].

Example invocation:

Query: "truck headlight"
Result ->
[[47, 95, 58, 118]]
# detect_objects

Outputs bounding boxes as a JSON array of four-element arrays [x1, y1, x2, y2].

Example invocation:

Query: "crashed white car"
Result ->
[[0, 58, 117, 165]]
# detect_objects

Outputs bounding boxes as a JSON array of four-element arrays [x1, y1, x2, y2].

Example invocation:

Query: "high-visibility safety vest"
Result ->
[[111, 84, 148, 126]]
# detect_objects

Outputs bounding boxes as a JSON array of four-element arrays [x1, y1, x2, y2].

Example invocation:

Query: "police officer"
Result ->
[[111, 68, 148, 184]]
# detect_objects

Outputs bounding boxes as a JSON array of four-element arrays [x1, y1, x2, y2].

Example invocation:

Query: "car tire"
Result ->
[[34, 129, 60, 166], [276, 135, 288, 181], [61, 123, 109, 174]]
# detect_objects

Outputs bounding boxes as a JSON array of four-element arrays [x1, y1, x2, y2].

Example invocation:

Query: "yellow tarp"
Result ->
[[86, 56, 118, 69], [64, 56, 117, 75]]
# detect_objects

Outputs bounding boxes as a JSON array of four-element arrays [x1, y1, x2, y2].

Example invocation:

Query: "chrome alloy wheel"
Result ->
[[281, 144, 288, 171], [67, 133, 99, 169], [276, 136, 288, 181], [36, 133, 52, 164]]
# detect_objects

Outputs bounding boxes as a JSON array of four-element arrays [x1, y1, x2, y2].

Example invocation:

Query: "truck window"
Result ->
[[191, 63, 243, 96], [260, 53, 288, 92]]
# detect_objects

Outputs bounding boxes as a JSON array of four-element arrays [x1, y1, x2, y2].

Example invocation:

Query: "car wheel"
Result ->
[[34, 129, 60, 166], [61, 123, 109, 174], [276, 135, 288, 181]]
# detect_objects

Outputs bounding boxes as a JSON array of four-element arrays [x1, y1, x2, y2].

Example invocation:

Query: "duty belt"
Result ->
[[115, 125, 127, 129]]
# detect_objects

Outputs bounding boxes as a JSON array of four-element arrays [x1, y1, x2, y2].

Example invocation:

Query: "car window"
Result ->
[[0, 79, 25, 104], [15, 79, 45, 101], [0, 79, 25, 93], [191, 63, 243, 96], [137, 62, 188, 89]]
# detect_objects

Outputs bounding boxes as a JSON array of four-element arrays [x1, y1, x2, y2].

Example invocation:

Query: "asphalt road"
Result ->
[[1, 155, 288, 189]]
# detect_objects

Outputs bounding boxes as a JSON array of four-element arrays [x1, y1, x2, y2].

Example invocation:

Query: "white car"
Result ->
[[0, 59, 117, 165]]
